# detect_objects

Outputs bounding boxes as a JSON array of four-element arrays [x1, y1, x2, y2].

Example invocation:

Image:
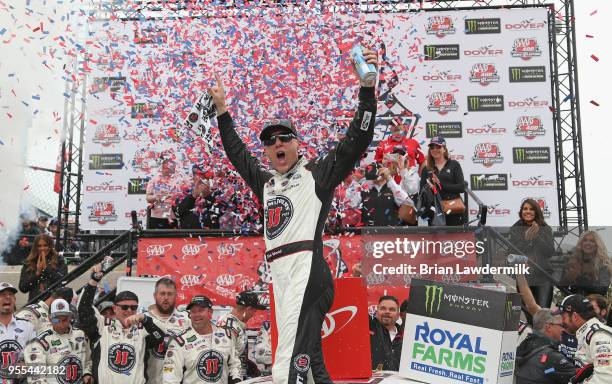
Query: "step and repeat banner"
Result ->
[[81, 6, 558, 230]]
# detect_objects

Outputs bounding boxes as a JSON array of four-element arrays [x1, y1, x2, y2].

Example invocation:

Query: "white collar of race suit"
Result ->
[[271, 156, 306, 178]]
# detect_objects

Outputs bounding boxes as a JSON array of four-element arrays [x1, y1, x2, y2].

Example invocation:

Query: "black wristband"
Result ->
[[90, 271, 103, 282]]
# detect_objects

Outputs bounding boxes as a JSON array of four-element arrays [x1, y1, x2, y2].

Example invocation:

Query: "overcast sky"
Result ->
[[0, 0, 609, 252]]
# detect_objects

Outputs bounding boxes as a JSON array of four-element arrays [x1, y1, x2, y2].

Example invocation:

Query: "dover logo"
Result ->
[[511, 38, 542, 60], [522, 197, 552, 218], [424, 44, 460, 60], [509, 66, 546, 82], [505, 19, 546, 30], [321, 306, 358, 339], [515, 116, 545, 139], [465, 18, 501, 34], [88, 202, 117, 224], [93, 124, 120, 146], [508, 97, 548, 109], [424, 285, 443, 314], [472, 143, 504, 167], [145, 244, 172, 257], [513, 147, 551, 164], [467, 122, 506, 135], [89, 154, 123, 170], [427, 92, 458, 114], [426, 16, 456, 37], [469, 63, 500, 86], [196, 350, 224, 382], [469, 204, 511, 217], [422, 70, 462, 82], [265, 196, 293, 240], [470, 174, 508, 191], [85, 182, 125, 193], [426, 122, 462, 138], [463, 45, 504, 57], [91, 106, 126, 118], [512, 176, 554, 188], [467, 95, 504, 112]]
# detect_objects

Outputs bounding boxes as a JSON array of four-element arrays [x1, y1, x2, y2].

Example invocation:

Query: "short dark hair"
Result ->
[[587, 294, 609, 313], [155, 277, 176, 292], [378, 295, 399, 305], [51, 287, 74, 303]]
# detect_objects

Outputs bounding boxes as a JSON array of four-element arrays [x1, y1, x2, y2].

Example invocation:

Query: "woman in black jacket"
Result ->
[[19, 234, 68, 302], [419, 136, 465, 226], [509, 199, 555, 308]]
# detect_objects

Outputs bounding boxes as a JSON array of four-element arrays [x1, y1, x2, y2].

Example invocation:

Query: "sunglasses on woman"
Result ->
[[262, 133, 296, 146], [117, 305, 138, 311]]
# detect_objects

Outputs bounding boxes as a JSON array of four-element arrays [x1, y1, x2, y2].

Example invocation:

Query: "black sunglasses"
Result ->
[[262, 133, 296, 146], [117, 305, 138, 311]]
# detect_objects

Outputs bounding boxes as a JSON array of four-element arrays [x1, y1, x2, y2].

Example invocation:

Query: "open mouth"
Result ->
[[276, 151, 286, 162]]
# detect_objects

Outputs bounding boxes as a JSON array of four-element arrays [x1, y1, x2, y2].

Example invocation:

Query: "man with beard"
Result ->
[[16, 287, 73, 334], [374, 118, 424, 181], [146, 277, 190, 384], [369, 295, 402, 371], [217, 290, 267, 379], [163, 295, 241, 384], [0, 282, 35, 383], [556, 294, 612, 384], [25, 299, 94, 383], [78, 263, 166, 383]]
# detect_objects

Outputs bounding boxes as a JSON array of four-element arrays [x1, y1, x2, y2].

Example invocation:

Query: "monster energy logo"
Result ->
[[424, 285, 444, 314], [471, 175, 486, 190], [424, 44, 459, 60], [510, 67, 522, 81], [515, 148, 527, 163], [505, 300, 513, 320], [468, 96, 479, 111], [513, 147, 550, 163], [89, 154, 123, 170], [427, 124, 438, 137], [128, 178, 148, 194], [466, 20, 478, 33], [470, 174, 508, 191], [468, 95, 504, 111], [509, 66, 546, 82], [425, 45, 436, 60], [465, 18, 501, 34]]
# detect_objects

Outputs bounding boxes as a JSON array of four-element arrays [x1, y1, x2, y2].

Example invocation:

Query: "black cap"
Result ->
[[259, 119, 299, 141], [364, 162, 380, 181], [236, 291, 267, 310], [114, 291, 139, 304], [553, 294, 594, 316], [187, 295, 213, 310]]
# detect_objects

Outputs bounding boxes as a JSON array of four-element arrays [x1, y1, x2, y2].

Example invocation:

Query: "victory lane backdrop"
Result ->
[[81, 6, 558, 229]]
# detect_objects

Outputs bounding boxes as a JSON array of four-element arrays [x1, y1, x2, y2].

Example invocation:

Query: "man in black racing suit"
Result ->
[[207, 47, 378, 384]]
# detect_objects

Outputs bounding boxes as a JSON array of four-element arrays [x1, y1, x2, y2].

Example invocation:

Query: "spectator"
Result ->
[[509, 199, 555, 309], [555, 294, 612, 382], [254, 320, 272, 376], [361, 162, 414, 226], [163, 295, 241, 384], [560, 230, 611, 297], [374, 117, 425, 178], [36, 216, 49, 234], [145, 277, 190, 384], [369, 295, 402, 371], [0, 282, 35, 381], [78, 263, 166, 383], [146, 157, 187, 229], [175, 164, 226, 229], [24, 299, 93, 383], [16, 286, 73, 334], [328, 172, 363, 230], [2, 217, 41, 265], [514, 309, 575, 384], [48, 218, 60, 238], [217, 290, 267, 380], [586, 293, 611, 326], [97, 301, 115, 319], [18, 234, 68, 302], [418, 136, 465, 226]]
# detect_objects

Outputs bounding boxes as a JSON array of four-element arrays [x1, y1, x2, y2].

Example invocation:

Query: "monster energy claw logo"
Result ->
[[511, 67, 522, 81], [515, 148, 526, 162], [427, 124, 438, 137], [468, 96, 479, 111], [425, 45, 436, 59], [424, 285, 443, 314], [466, 20, 478, 33], [505, 300, 513, 320]]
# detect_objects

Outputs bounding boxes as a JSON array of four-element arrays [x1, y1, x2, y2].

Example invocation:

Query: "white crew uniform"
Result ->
[[254, 320, 272, 375], [16, 302, 50, 335], [146, 307, 190, 384], [0, 315, 35, 383], [575, 317, 612, 384], [24, 327, 92, 384], [163, 324, 241, 384], [217, 313, 248, 379]]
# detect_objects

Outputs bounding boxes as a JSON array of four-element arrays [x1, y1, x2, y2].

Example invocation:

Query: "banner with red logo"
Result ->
[[137, 231, 477, 327], [83, 6, 558, 230]]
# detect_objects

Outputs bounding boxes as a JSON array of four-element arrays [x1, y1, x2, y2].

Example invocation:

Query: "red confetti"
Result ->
[[23, 185, 29, 191], [590, 100, 600, 107], [586, 34, 594, 38], [6, 113, 12, 119], [591, 54, 599, 62], [590, 10, 598, 16]]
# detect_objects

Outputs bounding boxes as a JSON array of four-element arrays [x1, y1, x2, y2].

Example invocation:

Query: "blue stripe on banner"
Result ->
[[411, 362, 484, 384]]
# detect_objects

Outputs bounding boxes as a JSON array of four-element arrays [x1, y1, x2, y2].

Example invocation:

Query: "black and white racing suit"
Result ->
[[217, 86, 376, 384]]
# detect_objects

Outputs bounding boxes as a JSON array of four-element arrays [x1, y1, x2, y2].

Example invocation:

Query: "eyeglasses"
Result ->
[[117, 305, 138, 311], [262, 133, 296, 146]]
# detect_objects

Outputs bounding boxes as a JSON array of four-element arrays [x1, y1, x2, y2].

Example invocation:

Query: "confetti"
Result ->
[[590, 54, 599, 62], [590, 10, 598, 16], [590, 100, 600, 107]]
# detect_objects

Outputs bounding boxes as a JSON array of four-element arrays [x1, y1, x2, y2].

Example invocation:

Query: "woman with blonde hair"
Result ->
[[19, 234, 68, 302], [560, 230, 611, 297]]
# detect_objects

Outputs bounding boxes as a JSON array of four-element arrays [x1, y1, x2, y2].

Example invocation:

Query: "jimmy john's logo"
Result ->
[[428, 92, 458, 114], [89, 154, 123, 170], [470, 174, 508, 191], [513, 147, 551, 163], [511, 38, 541, 60], [472, 143, 504, 167], [509, 66, 546, 82], [465, 18, 501, 34], [515, 116, 545, 139], [426, 122, 462, 138], [424, 44, 460, 60], [426, 16, 456, 37], [265, 195, 293, 240], [468, 95, 504, 112], [469, 63, 500, 86]]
